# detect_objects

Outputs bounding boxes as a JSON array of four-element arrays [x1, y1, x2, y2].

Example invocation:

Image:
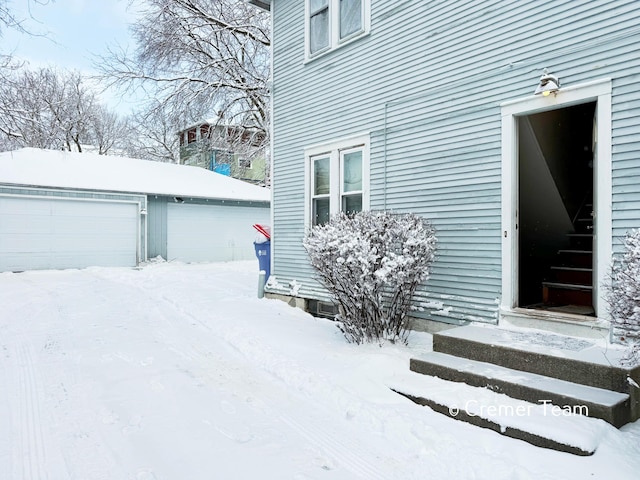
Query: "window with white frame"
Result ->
[[306, 0, 369, 58], [307, 136, 369, 226]]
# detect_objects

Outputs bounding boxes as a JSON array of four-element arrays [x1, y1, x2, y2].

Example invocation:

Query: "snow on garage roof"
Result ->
[[0, 148, 270, 203]]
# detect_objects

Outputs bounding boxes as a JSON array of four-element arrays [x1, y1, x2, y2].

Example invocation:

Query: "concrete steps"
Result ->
[[395, 325, 640, 455], [391, 371, 609, 456], [410, 351, 630, 426]]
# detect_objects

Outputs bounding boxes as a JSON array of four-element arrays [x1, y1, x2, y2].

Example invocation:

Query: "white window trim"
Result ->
[[304, 134, 370, 228], [304, 0, 371, 62]]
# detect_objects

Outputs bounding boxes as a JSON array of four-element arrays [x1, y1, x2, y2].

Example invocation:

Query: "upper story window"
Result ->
[[306, 135, 370, 226], [238, 157, 253, 170], [306, 0, 370, 59]]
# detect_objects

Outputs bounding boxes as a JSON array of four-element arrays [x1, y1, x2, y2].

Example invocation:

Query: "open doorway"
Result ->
[[518, 101, 596, 316]]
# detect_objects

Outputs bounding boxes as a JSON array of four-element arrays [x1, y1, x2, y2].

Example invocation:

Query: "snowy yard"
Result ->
[[1, 260, 639, 480]]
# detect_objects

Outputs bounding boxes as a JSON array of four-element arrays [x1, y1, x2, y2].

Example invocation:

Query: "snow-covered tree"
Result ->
[[304, 211, 437, 345], [0, 66, 126, 153], [606, 229, 640, 365], [0, 0, 34, 142], [88, 103, 130, 155], [98, 0, 270, 154], [119, 103, 183, 163]]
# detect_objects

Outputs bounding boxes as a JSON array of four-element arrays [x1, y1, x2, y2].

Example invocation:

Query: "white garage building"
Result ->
[[0, 148, 270, 272]]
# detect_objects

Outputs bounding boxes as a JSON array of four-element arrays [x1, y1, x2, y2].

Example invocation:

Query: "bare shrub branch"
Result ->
[[606, 229, 640, 365], [304, 211, 437, 345]]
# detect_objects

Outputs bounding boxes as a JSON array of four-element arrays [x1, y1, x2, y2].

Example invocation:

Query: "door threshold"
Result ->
[[524, 302, 595, 317], [499, 307, 610, 341]]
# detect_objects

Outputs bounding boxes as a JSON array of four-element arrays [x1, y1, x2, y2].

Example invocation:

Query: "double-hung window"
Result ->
[[306, 0, 370, 58], [307, 135, 369, 226], [309, 0, 330, 54]]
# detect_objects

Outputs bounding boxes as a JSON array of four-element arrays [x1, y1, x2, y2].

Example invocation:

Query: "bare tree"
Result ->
[[89, 104, 130, 155], [98, 0, 271, 152], [0, 0, 35, 143], [0, 66, 127, 153], [119, 103, 183, 163]]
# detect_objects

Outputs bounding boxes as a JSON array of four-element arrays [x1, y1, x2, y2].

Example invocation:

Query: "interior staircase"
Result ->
[[392, 325, 640, 456], [541, 197, 594, 314]]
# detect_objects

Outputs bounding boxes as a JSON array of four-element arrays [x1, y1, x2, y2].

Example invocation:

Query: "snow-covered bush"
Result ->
[[303, 211, 437, 345], [606, 229, 640, 365]]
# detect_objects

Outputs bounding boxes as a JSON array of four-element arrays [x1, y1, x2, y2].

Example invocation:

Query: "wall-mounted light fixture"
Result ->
[[534, 68, 560, 96]]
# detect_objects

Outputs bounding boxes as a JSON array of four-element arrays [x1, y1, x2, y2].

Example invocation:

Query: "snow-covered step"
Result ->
[[432, 325, 637, 392], [390, 371, 614, 456], [410, 351, 630, 426], [429, 325, 640, 427]]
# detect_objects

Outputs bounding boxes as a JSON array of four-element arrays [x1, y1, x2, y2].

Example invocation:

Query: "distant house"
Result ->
[[178, 120, 269, 186], [255, 0, 640, 437], [0, 148, 270, 272]]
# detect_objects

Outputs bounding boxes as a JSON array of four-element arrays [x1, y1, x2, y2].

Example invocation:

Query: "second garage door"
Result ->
[[167, 203, 269, 263], [0, 195, 140, 272]]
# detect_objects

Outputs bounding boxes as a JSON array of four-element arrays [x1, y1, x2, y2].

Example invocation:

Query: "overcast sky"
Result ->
[[3, 0, 140, 111]]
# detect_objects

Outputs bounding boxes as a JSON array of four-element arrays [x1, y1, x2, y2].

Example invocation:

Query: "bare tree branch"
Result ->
[[0, 66, 128, 153]]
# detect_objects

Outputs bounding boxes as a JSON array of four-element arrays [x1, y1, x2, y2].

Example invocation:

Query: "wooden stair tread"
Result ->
[[542, 281, 592, 291], [550, 266, 592, 272]]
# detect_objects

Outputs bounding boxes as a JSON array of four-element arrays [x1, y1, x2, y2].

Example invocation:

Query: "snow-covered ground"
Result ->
[[0, 260, 638, 480]]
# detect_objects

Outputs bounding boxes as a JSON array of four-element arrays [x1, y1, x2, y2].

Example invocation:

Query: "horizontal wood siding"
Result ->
[[613, 71, 640, 254], [271, 0, 640, 324]]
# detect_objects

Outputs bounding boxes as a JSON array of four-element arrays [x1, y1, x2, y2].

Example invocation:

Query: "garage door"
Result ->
[[167, 203, 269, 263], [0, 196, 139, 272]]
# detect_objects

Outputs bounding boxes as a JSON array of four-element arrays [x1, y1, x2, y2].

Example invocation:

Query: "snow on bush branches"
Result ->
[[606, 229, 640, 365], [303, 211, 436, 345]]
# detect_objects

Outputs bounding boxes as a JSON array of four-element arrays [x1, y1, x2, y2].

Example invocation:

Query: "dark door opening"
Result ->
[[518, 101, 596, 316]]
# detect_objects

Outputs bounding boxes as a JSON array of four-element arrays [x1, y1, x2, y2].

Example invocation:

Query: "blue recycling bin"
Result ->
[[254, 240, 271, 281]]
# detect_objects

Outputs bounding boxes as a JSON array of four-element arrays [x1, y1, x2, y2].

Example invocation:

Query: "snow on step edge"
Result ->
[[389, 371, 614, 454], [414, 351, 629, 407]]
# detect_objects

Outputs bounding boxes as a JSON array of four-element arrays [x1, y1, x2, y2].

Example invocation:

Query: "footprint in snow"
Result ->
[[136, 469, 157, 480], [100, 408, 119, 425], [122, 414, 143, 434], [140, 356, 154, 366], [220, 399, 236, 415]]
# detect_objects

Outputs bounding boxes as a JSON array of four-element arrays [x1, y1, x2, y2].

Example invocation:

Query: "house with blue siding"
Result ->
[[252, 0, 640, 340], [250, 0, 640, 442]]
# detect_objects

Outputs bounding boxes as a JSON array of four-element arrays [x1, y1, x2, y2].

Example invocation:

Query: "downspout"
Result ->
[[383, 101, 388, 210], [268, 0, 275, 287]]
